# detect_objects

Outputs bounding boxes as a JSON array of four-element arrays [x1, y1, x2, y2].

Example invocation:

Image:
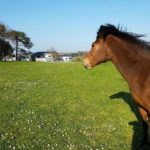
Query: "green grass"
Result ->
[[0, 62, 142, 150]]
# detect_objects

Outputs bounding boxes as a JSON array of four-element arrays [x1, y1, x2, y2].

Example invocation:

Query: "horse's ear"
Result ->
[[100, 25, 105, 31], [97, 25, 108, 40], [99, 25, 107, 39]]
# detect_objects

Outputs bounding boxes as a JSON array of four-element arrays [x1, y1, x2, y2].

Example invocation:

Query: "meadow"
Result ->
[[0, 62, 143, 150]]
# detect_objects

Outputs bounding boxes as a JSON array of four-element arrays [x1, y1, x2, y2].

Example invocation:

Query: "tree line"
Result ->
[[0, 23, 33, 61]]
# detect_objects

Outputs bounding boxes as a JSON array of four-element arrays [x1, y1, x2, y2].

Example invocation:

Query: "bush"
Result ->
[[72, 56, 82, 62]]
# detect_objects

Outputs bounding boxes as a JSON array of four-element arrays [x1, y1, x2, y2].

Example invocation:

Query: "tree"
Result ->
[[47, 47, 60, 60], [7, 30, 33, 61], [0, 39, 13, 60], [0, 24, 13, 60], [0, 24, 7, 39], [0, 24, 6, 34], [0, 23, 33, 61]]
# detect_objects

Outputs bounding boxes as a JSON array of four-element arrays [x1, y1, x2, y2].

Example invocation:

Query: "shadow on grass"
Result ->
[[109, 91, 150, 150]]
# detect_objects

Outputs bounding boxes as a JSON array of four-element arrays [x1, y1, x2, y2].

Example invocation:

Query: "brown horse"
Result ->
[[84, 24, 150, 146]]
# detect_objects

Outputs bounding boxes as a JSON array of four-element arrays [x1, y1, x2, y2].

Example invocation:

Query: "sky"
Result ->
[[1, 0, 150, 52]]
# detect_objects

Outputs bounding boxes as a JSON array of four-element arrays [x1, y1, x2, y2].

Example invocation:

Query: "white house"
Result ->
[[32, 52, 54, 62], [61, 56, 71, 62], [5, 50, 31, 61]]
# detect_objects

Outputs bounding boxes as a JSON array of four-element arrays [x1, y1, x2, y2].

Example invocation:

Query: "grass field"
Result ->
[[0, 62, 143, 150]]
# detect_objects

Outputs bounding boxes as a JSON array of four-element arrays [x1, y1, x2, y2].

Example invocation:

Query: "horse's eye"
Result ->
[[92, 44, 94, 48]]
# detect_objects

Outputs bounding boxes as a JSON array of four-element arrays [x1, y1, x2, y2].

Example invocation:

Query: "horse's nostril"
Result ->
[[84, 63, 92, 70], [83, 58, 92, 69], [84, 64, 88, 69]]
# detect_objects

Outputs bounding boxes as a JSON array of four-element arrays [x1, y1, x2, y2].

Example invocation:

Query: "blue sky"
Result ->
[[1, 0, 150, 52]]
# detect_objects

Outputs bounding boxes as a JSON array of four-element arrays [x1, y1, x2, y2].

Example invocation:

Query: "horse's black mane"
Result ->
[[97, 24, 150, 49]]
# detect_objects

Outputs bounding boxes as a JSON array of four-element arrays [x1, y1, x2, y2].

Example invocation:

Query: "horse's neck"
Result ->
[[107, 37, 148, 86]]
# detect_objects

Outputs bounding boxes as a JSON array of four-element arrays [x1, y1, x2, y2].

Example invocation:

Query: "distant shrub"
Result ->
[[72, 56, 82, 62]]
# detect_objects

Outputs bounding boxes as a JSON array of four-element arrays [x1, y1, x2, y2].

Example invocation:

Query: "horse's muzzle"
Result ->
[[84, 64, 92, 70], [83, 58, 92, 69]]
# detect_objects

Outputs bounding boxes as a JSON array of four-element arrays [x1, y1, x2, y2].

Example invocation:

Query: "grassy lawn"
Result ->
[[0, 62, 142, 150]]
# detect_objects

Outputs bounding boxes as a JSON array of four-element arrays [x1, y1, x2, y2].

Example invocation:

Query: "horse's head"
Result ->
[[83, 38, 109, 69]]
